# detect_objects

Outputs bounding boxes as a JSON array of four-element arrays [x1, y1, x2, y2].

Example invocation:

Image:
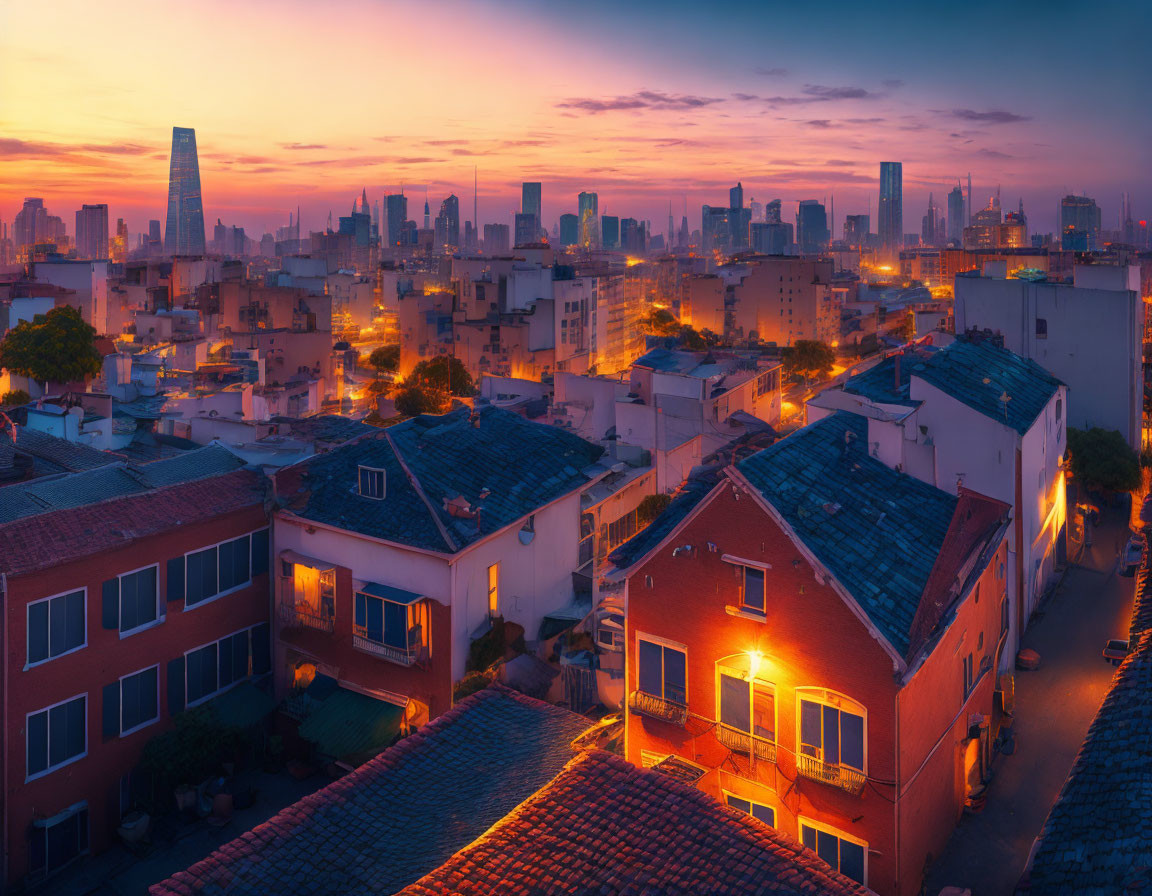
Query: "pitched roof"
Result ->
[[150, 685, 590, 896], [275, 406, 604, 553], [1022, 631, 1152, 894], [0, 468, 266, 578], [736, 412, 958, 656], [0, 445, 245, 523], [911, 338, 1061, 436], [841, 347, 934, 406], [2, 425, 121, 477], [399, 750, 873, 896]]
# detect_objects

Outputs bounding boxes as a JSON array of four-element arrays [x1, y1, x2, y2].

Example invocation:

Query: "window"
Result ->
[[354, 590, 426, 655], [487, 564, 499, 618], [1055, 398, 1062, 422], [110, 566, 159, 636], [798, 692, 865, 773], [186, 533, 255, 607], [725, 794, 775, 827], [27, 695, 86, 780], [105, 666, 159, 738], [740, 566, 765, 614], [1035, 317, 1047, 339], [637, 638, 687, 705], [358, 466, 385, 499], [963, 652, 975, 697], [28, 802, 88, 878], [719, 672, 776, 743], [186, 629, 254, 706], [1001, 596, 1010, 635], [27, 589, 85, 667], [800, 819, 866, 885]]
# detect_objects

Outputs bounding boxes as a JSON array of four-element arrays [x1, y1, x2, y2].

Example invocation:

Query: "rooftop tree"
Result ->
[[0, 306, 102, 385], [1067, 427, 1141, 494]]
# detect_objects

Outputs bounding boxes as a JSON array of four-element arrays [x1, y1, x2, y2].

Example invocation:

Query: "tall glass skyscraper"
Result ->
[[163, 127, 206, 256], [578, 191, 599, 248], [878, 161, 903, 251]]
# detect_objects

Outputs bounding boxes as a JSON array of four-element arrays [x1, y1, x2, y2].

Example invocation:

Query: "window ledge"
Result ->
[[725, 605, 767, 623], [119, 616, 165, 640]]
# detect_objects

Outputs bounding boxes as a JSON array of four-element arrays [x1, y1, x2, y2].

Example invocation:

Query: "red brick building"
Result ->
[[0, 465, 270, 886], [609, 413, 1009, 895]]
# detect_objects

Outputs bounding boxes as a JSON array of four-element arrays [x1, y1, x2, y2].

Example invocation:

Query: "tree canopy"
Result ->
[[643, 307, 680, 337], [0, 306, 102, 384], [393, 381, 448, 417], [1067, 427, 1141, 494], [409, 355, 475, 396], [781, 339, 835, 381], [367, 345, 399, 375]]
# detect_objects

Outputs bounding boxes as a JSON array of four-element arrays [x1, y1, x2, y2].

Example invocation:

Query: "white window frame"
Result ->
[[117, 563, 162, 639], [26, 693, 88, 783], [29, 800, 89, 877], [184, 529, 260, 612], [795, 687, 868, 774], [722, 790, 777, 827], [358, 465, 386, 500], [184, 625, 258, 708], [25, 587, 87, 670], [716, 662, 777, 746], [798, 815, 869, 886], [119, 664, 160, 737], [635, 632, 688, 704]]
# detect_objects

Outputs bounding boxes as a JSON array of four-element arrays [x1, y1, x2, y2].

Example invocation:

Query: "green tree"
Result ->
[[410, 355, 475, 396], [1067, 427, 1141, 493], [0, 306, 102, 385], [643, 307, 680, 337], [393, 382, 448, 417], [1, 389, 31, 407], [678, 325, 707, 351], [781, 339, 835, 382], [367, 345, 399, 376]]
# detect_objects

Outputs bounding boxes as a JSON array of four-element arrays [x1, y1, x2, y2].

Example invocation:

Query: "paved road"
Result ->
[[922, 511, 1136, 896]]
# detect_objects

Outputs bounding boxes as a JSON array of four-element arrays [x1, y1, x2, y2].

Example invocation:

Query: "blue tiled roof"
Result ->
[[0, 445, 246, 523], [737, 412, 957, 656], [842, 351, 932, 406], [276, 406, 604, 553], [152, 685, 590, 896], [911, 339, 1061, 436]]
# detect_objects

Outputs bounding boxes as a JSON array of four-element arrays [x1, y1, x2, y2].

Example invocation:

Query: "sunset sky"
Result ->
[[2, 0, 1148, 239]]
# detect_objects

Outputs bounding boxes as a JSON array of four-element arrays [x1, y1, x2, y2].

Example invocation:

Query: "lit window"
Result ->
[[487, 563, 499, 618]]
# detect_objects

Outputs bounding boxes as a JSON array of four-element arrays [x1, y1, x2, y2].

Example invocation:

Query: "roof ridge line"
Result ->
[[383, 429, 458, 553]]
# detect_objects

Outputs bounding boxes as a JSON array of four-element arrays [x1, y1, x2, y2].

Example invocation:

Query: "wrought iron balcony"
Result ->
[[278, 599, 334, 634], [353, 632, 417, 667], [628, 690, 688, 726], [796, 753, 866, 794], [716, 725, 777, 762]]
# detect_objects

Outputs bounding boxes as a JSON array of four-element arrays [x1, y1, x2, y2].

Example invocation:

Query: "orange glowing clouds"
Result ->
[[2, 0, 1144, 234]]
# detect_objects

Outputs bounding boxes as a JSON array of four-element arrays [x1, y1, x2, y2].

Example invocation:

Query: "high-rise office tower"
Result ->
[[522, 182, 542, 234], [14, 198, 47, 250], [559, 214, 579, 247], [765, 199, 782, 224], [577, 191, 599, 248], [796, 200, 830, 254], [484, 223, 510, 254], [435, 194, 460, 249], [163, 127, 207, 256], [1060, 194, 1102, 251], [730, 183, 744, 211], [75, 204, 109, 259], [878, 161, 903, 250], [386, 194, 408, 247], [514, 213, 538, 247], [843, 214, 869, 249], [423, 198, 430, 231], [946, 185, 965, 245], [921, 193, 938, 246], [601, 215, 620, 250]]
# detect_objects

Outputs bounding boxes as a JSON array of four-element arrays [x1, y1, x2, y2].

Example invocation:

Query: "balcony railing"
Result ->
[[796, 753, 866, 794], [278, 599, 334, 634], [353, 632, 417, 667], [628, 690, 688, 726], [716, 725, 777, 762]]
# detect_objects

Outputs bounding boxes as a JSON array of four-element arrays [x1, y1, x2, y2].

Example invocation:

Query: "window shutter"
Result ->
[[102, 682, 121, 741], [101, 579, 119, 630], [166, 557, 185, 603], [167, 657, 185, 716], [251, 623, 271, 676], [251, 529, 269, 577]]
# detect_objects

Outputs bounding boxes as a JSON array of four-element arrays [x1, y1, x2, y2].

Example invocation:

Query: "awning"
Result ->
[[357, 581, 425, 605], [207, 680, 276, 729], [297, 687, 404, 766], [280, 550, 333, 570]]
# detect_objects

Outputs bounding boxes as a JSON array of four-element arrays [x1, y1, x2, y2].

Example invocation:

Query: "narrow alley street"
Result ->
[[923, 510, 1137, 896]]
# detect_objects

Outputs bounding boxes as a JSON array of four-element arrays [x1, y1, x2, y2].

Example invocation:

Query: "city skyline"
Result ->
[[2, 0, 1150, 237]]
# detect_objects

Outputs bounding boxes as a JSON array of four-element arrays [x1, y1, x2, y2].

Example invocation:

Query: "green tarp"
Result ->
[[297, 688, 404, 766]]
